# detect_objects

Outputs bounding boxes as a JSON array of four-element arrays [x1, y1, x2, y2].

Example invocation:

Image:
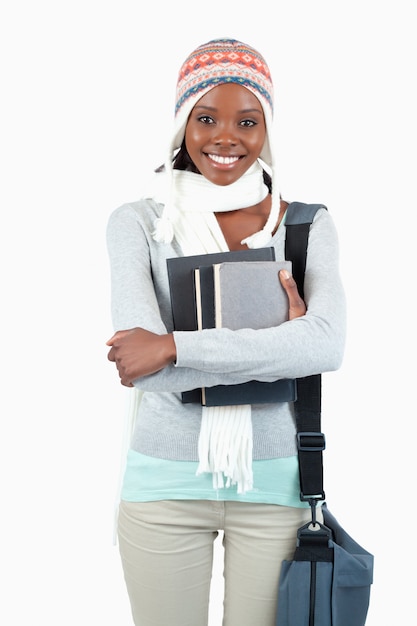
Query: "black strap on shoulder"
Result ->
[[284, 202, 327, 520], [285, 203, 326, 299]]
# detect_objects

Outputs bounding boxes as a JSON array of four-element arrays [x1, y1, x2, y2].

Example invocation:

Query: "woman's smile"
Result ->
[[206, 153, 242, 166]]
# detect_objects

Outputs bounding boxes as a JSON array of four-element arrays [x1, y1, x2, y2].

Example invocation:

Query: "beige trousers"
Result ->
[[118, 499, 322, 626]]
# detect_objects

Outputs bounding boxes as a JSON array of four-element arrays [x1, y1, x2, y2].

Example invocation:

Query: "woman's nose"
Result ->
[[213, 124, 238, 146]]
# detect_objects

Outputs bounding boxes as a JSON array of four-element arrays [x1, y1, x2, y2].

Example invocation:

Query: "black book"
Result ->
[[167, 248, 296, 405]]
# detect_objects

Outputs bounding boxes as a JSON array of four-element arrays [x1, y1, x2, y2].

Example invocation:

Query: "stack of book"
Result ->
[[167, 248, 296, 406]]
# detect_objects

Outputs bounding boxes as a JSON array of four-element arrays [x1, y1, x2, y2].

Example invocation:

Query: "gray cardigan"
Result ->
[[106, 198, 346, 462]]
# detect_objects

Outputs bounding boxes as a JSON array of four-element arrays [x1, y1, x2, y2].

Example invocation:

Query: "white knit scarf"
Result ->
[[152, 160, 280, 250], [153, 161, 273, 493]]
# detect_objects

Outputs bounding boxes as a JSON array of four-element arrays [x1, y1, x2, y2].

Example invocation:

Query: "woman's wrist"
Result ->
[[163, 333, 177, 365]]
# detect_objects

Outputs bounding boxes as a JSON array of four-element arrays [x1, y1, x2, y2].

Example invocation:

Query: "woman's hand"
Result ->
[[106, 328, 176, 387], [279, 269, 306, 320]]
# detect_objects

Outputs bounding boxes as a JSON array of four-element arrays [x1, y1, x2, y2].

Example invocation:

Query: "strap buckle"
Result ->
[[297, 431, 326, 452], [297, 432, 326, 511]]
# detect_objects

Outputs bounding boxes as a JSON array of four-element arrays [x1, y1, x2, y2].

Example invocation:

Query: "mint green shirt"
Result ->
[[122, 450, 310, 507]]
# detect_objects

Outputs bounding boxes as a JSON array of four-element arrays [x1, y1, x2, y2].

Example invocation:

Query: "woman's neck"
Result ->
[[215, 196, 287, 250]]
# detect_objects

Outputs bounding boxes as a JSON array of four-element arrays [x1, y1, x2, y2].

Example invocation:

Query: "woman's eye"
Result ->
[[240, 119, 256, 127], [198, 115, 215, 124]]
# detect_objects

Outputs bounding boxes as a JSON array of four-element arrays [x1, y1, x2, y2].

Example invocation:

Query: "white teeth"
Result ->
[[208, 154, 239, 164]]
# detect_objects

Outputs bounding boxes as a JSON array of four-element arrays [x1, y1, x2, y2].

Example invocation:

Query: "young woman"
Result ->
[[106, 38, 346, 626]]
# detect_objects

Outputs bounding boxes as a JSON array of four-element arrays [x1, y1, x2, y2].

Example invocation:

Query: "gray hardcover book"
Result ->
[[213, 260, 292, 330], [195, 259, 296, 407]]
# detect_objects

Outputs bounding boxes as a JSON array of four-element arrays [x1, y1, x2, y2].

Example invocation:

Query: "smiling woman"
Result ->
[[150, 39, 282, 252], [106, 37, 346, 626]]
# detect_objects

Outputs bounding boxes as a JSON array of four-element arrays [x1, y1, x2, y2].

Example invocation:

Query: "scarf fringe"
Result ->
[[196, 405, 254, 494]]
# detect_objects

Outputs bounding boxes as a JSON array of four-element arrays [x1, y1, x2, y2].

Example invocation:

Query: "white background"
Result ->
[[1, 1, 415, 624]]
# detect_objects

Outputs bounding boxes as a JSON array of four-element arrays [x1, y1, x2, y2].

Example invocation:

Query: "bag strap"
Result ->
[[284, 202, 327, 522]]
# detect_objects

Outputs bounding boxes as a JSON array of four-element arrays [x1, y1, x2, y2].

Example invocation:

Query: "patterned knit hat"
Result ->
[[153, 38, 280, 248], [173, 38, 274, 164]]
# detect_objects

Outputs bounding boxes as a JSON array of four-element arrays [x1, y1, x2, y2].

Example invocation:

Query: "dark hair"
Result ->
[[172, 140, 200, 173], [155, 140, 273, 193], [154, 140, 199, 174]]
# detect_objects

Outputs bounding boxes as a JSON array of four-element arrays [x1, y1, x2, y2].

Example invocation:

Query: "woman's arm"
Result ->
[[107, 270, 306, 387]]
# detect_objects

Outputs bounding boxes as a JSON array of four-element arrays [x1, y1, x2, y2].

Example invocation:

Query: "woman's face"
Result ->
[[184, 83, 267, 186]]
